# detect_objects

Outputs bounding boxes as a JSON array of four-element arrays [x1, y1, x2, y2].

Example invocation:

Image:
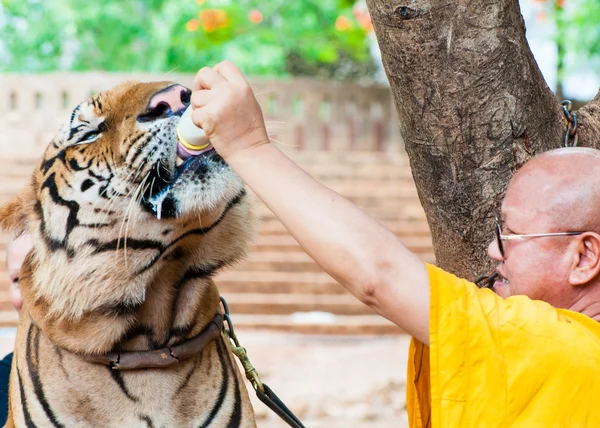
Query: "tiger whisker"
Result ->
[[92, 160, 148, 229], [90, 164, 140, 220], [161, 66, 181, 79], [93, 138, 161, 234], [119, 172, 151, 269], [94, 144, 155, 224], [123, 175, 152, 268], [111, 164, 150, 245]]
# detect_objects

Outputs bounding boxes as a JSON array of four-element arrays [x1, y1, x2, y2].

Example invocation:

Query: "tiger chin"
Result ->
[[0, 81, 258, 427]]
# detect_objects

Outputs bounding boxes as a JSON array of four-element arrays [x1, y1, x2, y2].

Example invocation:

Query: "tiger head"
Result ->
[[0, 81, 255, 354]]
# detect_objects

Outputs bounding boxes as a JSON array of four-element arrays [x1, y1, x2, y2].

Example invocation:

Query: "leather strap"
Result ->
[[83, 314, 223, 370], [83, 306, 305, 428], [256, 383, 306, 428]]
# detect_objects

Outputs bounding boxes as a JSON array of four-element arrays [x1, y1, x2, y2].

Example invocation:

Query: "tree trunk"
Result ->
[[365, 0, 600, 280]]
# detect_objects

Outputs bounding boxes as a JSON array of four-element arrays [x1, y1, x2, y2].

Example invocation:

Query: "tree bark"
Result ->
[[365, 0, 600, 280]]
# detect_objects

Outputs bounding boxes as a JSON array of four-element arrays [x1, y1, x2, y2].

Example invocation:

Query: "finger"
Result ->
[[193, 66, 227, 90], [191, 107, 214, 134], [213, 60, 248, 84], [190, 90, 211, 108]]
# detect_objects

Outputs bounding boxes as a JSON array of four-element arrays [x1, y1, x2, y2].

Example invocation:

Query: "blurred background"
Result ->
[[0, 0, 599, 426]]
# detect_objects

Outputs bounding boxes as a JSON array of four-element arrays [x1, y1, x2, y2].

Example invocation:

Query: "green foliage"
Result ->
[[550, 0, 600, 79], [0, 0, 72, 71], [0, 0, 376, 79], [569, 0, 600, 69]]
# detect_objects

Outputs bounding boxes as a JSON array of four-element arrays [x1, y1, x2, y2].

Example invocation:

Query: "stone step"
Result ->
[[257, 206, 425, 223], [239, 251, 435, 272], [228, 314, 404, 335], [250, 234, 433, 253], [241, 252, 324, 272], [0, 309, 404, 334], [253, 198, 422, 213], [257, 218, 431, 236], [215, 271, 347, 295], [0, 223, 433, 253], [0, 292, 14, 312], [0, 189, 423, 209], [0, 311, 18, 328], [287, 150, 408, 163], [223, 293, 374, 315], [215, 272, 348, 295]]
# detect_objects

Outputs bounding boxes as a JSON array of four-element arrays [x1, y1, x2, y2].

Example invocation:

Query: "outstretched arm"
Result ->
[[191, 61, 430, 344]]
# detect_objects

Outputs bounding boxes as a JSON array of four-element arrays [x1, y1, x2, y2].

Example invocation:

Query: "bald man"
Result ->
[[189, 61, 600, 427]]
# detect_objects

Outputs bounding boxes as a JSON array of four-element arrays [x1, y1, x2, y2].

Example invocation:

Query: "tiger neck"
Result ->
[[116, 270, 222, 353], [21, 251, 222, 355]]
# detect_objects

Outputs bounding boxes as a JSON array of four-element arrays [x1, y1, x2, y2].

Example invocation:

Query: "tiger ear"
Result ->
[[0, 196, 29, 235]]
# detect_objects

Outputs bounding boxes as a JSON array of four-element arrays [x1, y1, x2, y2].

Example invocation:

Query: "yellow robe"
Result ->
[[407, 264, 600, 427]]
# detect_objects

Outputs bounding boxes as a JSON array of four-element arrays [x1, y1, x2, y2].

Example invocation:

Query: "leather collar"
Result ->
[[83, 313, 224, 370]]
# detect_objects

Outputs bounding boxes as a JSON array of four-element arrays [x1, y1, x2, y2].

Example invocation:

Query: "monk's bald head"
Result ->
[[504, 148, 600, 233]]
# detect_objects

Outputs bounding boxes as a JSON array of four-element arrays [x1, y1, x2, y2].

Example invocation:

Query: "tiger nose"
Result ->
[[146, 84, 191, 118]]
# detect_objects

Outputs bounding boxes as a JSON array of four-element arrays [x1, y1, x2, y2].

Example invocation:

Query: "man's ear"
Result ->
[[0, 196, 29, 235], [569, 233, 600, 286]]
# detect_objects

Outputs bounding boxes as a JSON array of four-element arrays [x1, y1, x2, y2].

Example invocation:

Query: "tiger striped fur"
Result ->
[[0, 81, 257, 427]]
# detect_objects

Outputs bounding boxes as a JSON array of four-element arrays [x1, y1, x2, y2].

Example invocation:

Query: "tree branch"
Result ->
[[578, 90, 600, 144]]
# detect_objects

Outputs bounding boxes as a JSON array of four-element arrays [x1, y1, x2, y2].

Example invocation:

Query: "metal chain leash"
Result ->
[[220, 297, 306, 428], [561, 100, 578, 147]]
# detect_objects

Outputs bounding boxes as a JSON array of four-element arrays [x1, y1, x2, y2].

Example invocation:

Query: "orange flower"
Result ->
[[186, 18, 199, 32], [196, 0, 205, 4], [357, 14, 373, 32], [361, 18, 373, 32], [199, 9, 228, 32], [352, 7, 374, 32], [555, 0, 566, 7], [335, 16, 351, 31], [535, 10, 547, 21], [248, 9, 263, 24]]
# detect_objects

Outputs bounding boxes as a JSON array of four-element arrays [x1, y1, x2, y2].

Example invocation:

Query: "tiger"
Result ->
[[0, 80, 258, 427]]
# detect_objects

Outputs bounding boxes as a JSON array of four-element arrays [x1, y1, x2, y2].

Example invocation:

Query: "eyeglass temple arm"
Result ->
[[500, 232, 582, 241]]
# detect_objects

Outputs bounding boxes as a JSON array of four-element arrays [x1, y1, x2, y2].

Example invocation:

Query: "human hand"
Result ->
[[191, 61, 270, 161]]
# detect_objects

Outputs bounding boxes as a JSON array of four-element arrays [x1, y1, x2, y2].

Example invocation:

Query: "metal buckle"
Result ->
[[220, 296, 265, 393]]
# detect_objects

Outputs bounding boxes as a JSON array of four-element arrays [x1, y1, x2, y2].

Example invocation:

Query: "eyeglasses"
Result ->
[[494, 217, 583, 259]]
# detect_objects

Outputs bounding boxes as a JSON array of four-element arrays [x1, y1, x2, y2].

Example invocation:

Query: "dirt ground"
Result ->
[[232, 330, 411, 428], [0, 328, 410, 428]]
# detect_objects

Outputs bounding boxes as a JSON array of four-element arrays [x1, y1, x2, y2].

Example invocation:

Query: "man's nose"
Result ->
[[146, 84, 191, 119], [487, 238, 503, 261]]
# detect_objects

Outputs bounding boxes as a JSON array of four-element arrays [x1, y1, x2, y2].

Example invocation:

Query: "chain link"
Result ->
[[561, 100, 578, 147]]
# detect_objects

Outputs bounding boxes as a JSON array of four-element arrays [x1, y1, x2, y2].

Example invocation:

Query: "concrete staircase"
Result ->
[[0, 150, 433, 334]]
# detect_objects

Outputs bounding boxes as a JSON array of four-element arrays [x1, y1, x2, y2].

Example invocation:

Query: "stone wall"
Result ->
[[0, 73, 402, 157]]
